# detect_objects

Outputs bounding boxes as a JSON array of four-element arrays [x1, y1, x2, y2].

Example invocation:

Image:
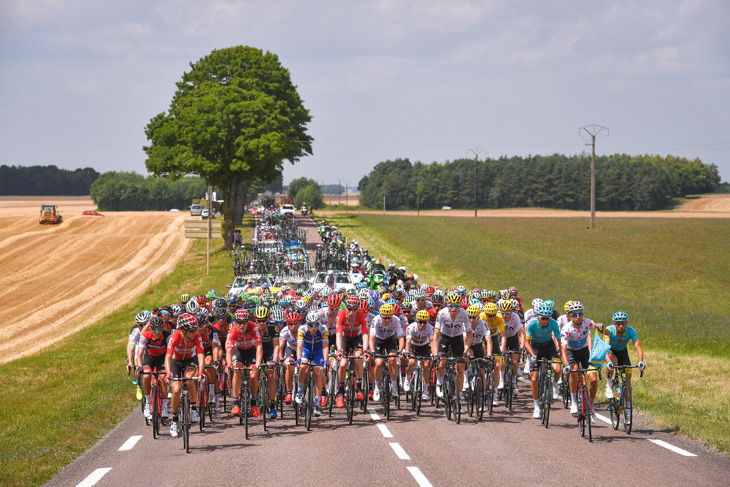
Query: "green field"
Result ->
[[0, 217, 244, 487], [324, 213, 730, 454]]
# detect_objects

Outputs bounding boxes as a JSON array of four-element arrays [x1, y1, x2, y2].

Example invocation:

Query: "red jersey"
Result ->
[[139, 329, 170, 357], [166, 330, 203, 360], [200, 325, 220, 350], [336, 310, 368, 338], [225, 323, 262, 350]]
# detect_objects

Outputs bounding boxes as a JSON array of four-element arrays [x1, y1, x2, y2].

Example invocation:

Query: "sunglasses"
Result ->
[[402, 309, 411, 314], [485, 314, 496, 318], [416, 298, 425, 302], [500, 311, 511, 315], [538, 316, 550, 320], [448, 304, 460, 309], [346, 306, 358, 311], [307, 323, 318, 327], [151, 327, 163, 332], [382, 316, 393, 321], [469, 316, 478, 320], [417, 320, 428, 324], [571, 312, 583, 317]]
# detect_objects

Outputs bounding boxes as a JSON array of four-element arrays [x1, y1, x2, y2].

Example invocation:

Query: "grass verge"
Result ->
[[324, 212, 730, 455], [0, 216, 252, 486]]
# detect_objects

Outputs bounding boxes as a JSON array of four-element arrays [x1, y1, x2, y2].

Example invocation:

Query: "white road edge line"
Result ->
[[595, 413, 611, 424], [377, 423, 393, 438], [389, 442, 411, 460], [648, 439, 697, 457], [367, 407, 380, 421], [407, 466, 434, 487], [76, 468, 112, 487], [517, 377, 530, 384], [118, 435, 143, 451]]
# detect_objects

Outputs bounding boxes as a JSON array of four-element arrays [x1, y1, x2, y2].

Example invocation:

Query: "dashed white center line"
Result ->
[[389, 442, 411, 460], [648, 439, 697, 457], [76, 468, 111, 487], [377, 423, 393, 438], [407, 466, 434, 487], [118, 435, 143, 451], [367, 407, 381, 420]]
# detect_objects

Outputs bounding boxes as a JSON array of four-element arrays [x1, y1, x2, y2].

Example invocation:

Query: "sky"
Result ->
[[1, 0, 729, 188]]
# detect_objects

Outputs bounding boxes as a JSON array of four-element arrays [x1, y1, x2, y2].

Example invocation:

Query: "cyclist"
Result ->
[[295, 310, 330, 418], [404, 310, 434, 400], [136, 316, 171, 419], [127, 311, 150, 376], [498, 299, 524, 396], [195, 312, 223, 413], [165, 313, 205, 438], [604, 311, 646, 399], [254, 306, 281, 419], [481, 302, 505, 406], [278, 310, 300, 404], [524, 303, 561, 418], [464, 304, 490, 395], [369, 303, 404, 402], [559, 301, 604, 423], [226, 308, 263, 418], [433, 292, 472, 412], [318, 293, 342, 407], [335, 295, 369, 408]]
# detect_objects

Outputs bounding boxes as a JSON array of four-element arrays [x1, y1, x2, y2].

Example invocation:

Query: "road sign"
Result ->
[[184, 220, 221, 239]]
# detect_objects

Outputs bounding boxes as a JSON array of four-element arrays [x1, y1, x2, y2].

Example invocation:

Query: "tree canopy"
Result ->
[[90, 172, 206, 211], [144, 46, 312, 246], [358, 154, 721, 211], [0, 165, 99, 195]]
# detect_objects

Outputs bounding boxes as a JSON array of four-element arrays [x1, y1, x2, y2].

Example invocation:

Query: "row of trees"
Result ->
[[90, 172, 207, 211], [0, 165, 99, 195], [287, 177, 324, 208], [358, 154, 721, 211]]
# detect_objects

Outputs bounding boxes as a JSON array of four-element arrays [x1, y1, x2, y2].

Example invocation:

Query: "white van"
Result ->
[[190, 203, 203, 216]]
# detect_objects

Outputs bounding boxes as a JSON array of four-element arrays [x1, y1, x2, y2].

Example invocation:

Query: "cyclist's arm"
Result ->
[[361, 332, 369, 351], [405, 337, 412, 353], [518, 327, 525, 349], [633, 337, 644, 363], [560, 343, 569, 367], [524, 337, 535, 357], [296, 341, 304, 360], [397, 335, 404, 352], [431, 328, 440, 356], [336, 332, 343, 353], [165, 352, 173, 378], [464, 330, 473, 351], [255, 342, 263, 369]]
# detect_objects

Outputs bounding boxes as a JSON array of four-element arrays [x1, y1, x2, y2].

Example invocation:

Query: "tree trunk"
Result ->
[[222, 178, 251, 249]]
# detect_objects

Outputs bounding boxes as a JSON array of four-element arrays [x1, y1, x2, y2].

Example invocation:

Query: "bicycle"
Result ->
[[573, 365, 602, 442], [296, 361, 327, 431], [140, 370, 166, 439], [257, 363, 272, 432], [407, 353, 428, 416], [465, 356, 493, 421], [326, 352, 340, 417], [607, 364, 643, 434], [169, 376, 202, 453], [230, 365, 252, 440], [498, 349, 521, 411], [275, 361, 287, 420], [437, 356, 462, 423], [373, 353, 400, 421], [536, 358, 554, 428], [342, 355, 366, 424]]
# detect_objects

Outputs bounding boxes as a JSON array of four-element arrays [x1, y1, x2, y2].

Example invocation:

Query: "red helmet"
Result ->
[[235, 308, 249, 322], [285, 309, 299, 324], [327, 294, 342, 309], [346, 295, 359, 309], [391, 303, 401, 316], [195, 294, 206, 305], [358, 299, 369, 313]]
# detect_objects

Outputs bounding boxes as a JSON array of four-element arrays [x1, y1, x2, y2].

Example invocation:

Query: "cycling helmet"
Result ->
[[544, 300, 555, 311], [214, 306, 228, 317], [392, 288, 405, 299], [195, 294, 206, 305], [369, 290, 380, 302], [135, 310, 151, 325], [302, 296, 312, 306], [270, 306, 286, 323], [509, 286, 518, 296], [367, 297, 377, 310], [254, 306, 270, 321], [469, 298, 481, 307], [358, 288, 370, 299], [531, 298, 544, 309], [320, 287, 332, 298], [227, 296, 239, 307], [327, 294, 343, 309], [567, 301, 584, 313], [294, 299, 308, 312], [306, 310, 320, 324], [431, 291, 445, 304], [445, 293, 462, 306], [510, 299, 520, 310], [183, 298, 198, 314], [212, 298, 227, 309], [149, 316, 164, 328], [235, 308, 249, 322], [415, 310, 430, 322], [411, 288, 425, 300], [279, 296, 291, 306], [346, 294, 359, 309], [536, 304, 552, 317], [498, 300, 514, 313], [612, 311, 628, 322], [243, 299, 256, 310], [455, 285, 467, 296], [171, 304, 184, 317], [285, 309, 299, 324], [402, 296, 413, 309], [180, 293, 190, 304], [206, 291, 216, 300], [379, 304, 394, 317], [358, 299, 370, 313], [466, 305, 481, 318], [262, 298, 274, 309], [178, 313, 198, 330], [356, 282, 368, 290], [484, 303, 498, 315], [381, 293, 391, 302], [563, 300, 573, 313], [391, 303, 401, 316], [195, 311, 209, 327]]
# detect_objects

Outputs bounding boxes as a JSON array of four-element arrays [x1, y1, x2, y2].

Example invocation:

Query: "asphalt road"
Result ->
[[47, 214, 730, 486]]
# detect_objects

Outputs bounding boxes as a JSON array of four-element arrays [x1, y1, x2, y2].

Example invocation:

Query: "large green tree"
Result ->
[[144, 46, 313, 247]]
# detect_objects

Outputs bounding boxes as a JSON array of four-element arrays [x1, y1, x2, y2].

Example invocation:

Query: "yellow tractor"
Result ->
[[39, 204, 63, 224]]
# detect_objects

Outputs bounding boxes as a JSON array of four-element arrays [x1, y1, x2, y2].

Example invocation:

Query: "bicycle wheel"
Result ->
[[383, 372, 391, 421], [561, 380, 570, 409], [467, 373, 474, 418], [411, 369, 420, 412], [505, 365, 513, 411], [587, 389, 593, 442], [577, 386, 585, 437], [327, 367, 336, 417], [277, 368, 286, 419], [346, 374, 355, 424], [151, 384, 159, 439], [361, 367, 369, 412], [453, 376, 461, 424], [623, 386, 633, 434], [221, 368, 229, 413], [243, 382, 250, 440], [305, 375, 313, 431], [444, 375, 452, 421], [475, 374, 484, 421], [182, 394, 190, 453], [261, 374, 269, 432], [542, 378, 552, 429], [197, 382, 206, 432], [415, 369, 423, 416], [609, 398, 619, 430]]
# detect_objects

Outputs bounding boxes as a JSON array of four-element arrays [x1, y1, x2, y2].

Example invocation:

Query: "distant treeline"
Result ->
[[358, 154, 722, 211], [0, 165, 99, 195], [90, 172, 207, 211]]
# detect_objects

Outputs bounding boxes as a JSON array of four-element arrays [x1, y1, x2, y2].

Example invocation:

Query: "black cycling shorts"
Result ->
[[374, 336, 399, 356], [169, 357, 197, 378], [411, 344, 431, 359], [566, 346, 590, 369], [231, 347, 257, 367], [505, 335, 520, 352], [342, 334, 364, 356], [470, 342, 485, 359], [530, 342, 558, 372], [438, 334, 464, 362], [609, 348, 631, 367], [143, 353, 165, 372], [490, 334, 501, 355]]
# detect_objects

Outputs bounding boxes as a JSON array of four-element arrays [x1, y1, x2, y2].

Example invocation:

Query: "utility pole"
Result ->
[[338, 180, 341, 206], [345, 182, 348, 213], [579, 125, 609, 229], [206, 184, 212, 276], [415, 178, 423, 216], [468, 148, 485, 217], [383, 193, 387, 215]]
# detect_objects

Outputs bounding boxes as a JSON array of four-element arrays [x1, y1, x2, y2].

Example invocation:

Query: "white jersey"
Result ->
[[406, 322, 434, 347], [557, 314, 571, 329], [435, 307, 470, 338], [398, 314, 409, 333], [318, 307, 338, 335], [278, 326, 298, 351], [524, 308, 537, 323], [560, 318, 598, 350], [369, 315, 404, 340], [503, 313, 523, 338], [467, 319, 489, 346]]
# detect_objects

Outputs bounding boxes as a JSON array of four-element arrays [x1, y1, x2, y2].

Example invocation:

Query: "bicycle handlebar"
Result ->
[[609, 364, 645, 378]]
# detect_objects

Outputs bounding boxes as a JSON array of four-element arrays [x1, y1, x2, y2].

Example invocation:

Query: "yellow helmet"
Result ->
[[483, 302, 498, 315], [415, 310, 430, 322], [446, 293, 462, 306], [379, 304, 394, 317], [466, 305, 481, 318], [498, 300, 513, 313], [381, 293, 391, 302], [564, 300, 573, 313], [254, 306, 270, 321]]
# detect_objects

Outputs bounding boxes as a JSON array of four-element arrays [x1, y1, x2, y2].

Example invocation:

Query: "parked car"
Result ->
[[201, 208, 210, 219], [190, 203, 203, 216], [82, 210, 104, 216], [442, 206, 452, 210]]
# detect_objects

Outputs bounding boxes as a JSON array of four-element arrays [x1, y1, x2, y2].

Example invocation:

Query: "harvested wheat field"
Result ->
[[0, 197, 192, 364]]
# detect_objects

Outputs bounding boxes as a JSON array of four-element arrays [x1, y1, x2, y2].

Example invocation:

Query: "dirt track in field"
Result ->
[[0, 197, 192, 364]]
